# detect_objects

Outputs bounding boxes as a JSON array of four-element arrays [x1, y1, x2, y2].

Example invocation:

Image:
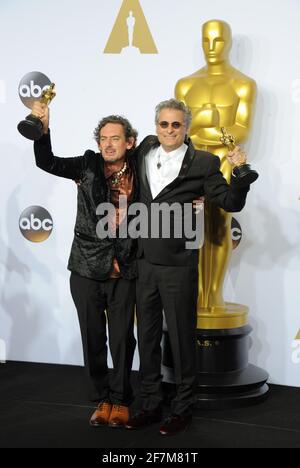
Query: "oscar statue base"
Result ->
[[17, 115, 43, 141], [195, 364, 269, 408], [197, 302, 249, 329], [161, 305, 269, 409]]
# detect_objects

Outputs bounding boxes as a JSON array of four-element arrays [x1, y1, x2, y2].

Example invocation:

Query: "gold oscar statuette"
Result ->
[[220, 127, 258, 187], [17, 83, 56, 141]]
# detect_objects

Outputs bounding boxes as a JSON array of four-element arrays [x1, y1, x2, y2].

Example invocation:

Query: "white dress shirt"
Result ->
[[145, 143, 188, 199]]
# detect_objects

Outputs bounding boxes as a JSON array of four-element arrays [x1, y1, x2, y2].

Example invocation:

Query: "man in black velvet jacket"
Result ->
[[32, 102, 139, 428], [125, 98, 256, 436]]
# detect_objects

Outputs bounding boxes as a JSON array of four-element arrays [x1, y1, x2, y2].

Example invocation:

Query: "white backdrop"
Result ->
[[0, 0, 300, 386]]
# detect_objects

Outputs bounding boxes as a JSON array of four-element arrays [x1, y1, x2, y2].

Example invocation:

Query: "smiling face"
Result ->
[[156, 108, 187, 153], [202, 20, 232, 65], [98, 123, 134, 164]]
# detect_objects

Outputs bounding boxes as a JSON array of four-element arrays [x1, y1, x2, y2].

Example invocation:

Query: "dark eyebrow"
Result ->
[[100, 135, 121, 138]]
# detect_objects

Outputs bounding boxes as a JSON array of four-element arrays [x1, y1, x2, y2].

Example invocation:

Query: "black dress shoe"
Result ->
[[125, 407, 162, 430], [159, 414, 192, 436]]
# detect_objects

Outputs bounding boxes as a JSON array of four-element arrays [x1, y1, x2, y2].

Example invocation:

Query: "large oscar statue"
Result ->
[[174, 20, 268, 407]]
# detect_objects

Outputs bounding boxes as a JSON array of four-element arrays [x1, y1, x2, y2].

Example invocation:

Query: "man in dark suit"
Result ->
[[126, 98, 256, 435], [32, 102, 139, 428]]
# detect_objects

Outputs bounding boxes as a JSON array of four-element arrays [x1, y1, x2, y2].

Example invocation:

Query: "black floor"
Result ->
[[1, 361, 300, 448]]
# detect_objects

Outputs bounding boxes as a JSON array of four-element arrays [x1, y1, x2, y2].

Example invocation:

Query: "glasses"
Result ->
[[158, 121, 184, 129]]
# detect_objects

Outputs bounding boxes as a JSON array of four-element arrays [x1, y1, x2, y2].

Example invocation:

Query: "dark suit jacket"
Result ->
[[136, 135, 251, 266], [34, 132, 139, 281]]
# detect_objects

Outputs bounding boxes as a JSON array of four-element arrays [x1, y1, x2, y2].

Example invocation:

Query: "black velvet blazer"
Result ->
[[34, 132, 139, 280]]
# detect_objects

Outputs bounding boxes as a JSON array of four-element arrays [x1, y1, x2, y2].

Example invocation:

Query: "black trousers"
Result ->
[[136, 258, 198, 416], [70, 272, 136, 405]]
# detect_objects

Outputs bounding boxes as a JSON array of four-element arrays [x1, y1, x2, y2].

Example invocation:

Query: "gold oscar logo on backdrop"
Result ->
[[104, 0, 158, 54]]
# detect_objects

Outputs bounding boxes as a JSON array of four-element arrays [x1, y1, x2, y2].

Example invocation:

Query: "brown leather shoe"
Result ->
[[125, 407, 162, 430], [108, 404, 129, 428], [89, 401, 112, 427], [159, 414, 192, 436]]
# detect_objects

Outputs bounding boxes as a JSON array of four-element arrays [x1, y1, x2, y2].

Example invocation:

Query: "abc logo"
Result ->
[[231, 217, 242, 249], [19, 206, 53, 243], [18, 72, 51, 109]]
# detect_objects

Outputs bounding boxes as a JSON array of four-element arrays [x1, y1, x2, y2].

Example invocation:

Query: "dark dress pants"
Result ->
[[136, 258, 198, 416], [70, 272, 136, 405]]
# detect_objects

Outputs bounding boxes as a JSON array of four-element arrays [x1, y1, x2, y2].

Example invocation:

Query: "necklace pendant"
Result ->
[[157, 162, 161, 169], [110, 161, 127, 186]]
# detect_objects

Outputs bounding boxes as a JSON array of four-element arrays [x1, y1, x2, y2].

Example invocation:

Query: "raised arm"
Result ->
[[32, 102, 89, 180]]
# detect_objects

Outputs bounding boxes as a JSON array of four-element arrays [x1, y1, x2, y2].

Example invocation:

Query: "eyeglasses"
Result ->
[[158, 121, 184, 129]]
